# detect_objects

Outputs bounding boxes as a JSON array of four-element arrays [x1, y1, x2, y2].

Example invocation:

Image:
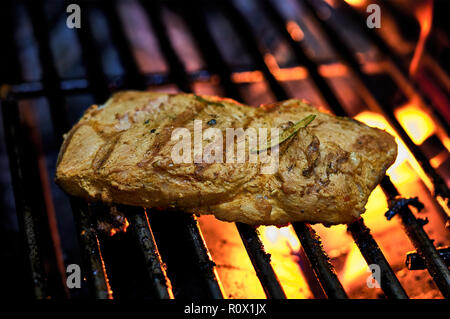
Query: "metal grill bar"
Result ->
[[25, 0, 70, 143], [258, 0, 409, 299], [0, 1, 21, 85], [0, 1, 47, 298], [179, 0, 346, 298], [176, 0, 243, 101], [381, 176, 450, 298], [174, 0, 289, 298], [236, 223, 286, 299], [72, 0, 111, 102], [347, 218, 408, 299], [1, 97, 47, 298], [407, 247, 450, 270], [260, 0, 346, 117], [213, 0, 349, 297], [220, 0, 289, 101], [24, 0, 113, 299], [141, 0, 192, 92], [292, 223, 348, 299], [101, 1, 147, 90], [183, 214, 224, 299], [179, 3, 289, 299], [72, 199, 112, 299], [127, 208, 174, 299], [1, 1, 68, 299], [7, 72, 214, 98], [300, 0, 450, 204], [188, 0, 409, 299], [69, 1, 176, 299]]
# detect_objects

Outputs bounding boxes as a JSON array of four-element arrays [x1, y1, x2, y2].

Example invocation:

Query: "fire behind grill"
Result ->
[[0, 0, 449, 300]]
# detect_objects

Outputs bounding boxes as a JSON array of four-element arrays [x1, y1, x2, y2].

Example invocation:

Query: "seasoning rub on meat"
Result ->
[[56, 91, 397, 226]]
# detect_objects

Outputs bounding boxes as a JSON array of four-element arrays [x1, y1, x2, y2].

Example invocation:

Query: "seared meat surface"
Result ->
[[56, 91, 397, 225]]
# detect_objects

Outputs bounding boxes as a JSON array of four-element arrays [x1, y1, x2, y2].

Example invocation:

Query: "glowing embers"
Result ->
[[108, 218, 129, 237], [231, 55, 308, 83], [264, 53, 308, 82], [231, 70, 265, 83], [231, 58, 348, 84], [96, 206, 130, 237], [286, 20, 304, 42]]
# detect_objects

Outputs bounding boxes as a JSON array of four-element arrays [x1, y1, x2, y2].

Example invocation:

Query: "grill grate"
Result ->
[[1, 0, 449, 299]]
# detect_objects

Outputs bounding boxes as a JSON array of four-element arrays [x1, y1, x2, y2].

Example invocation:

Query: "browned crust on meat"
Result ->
[[56, 91, 397, 225]]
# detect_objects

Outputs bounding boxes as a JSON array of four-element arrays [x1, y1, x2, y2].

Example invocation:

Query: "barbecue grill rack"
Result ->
[[0, 0, 449, 299]]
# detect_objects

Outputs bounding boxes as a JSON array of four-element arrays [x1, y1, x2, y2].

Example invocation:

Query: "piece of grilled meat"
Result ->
[[56, 91, 397, 225]]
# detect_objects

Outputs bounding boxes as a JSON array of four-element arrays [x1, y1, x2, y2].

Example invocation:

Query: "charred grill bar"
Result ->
[[1, 1, 69, 299], [0, 0, 449, 299], [213, 0, 351, 298], [73, 200, 112, 299], [292, 223, 348, 298], [126, 208, 174, 299], [71, 0, 176, 299], [74, 0, 222, 299], [24, 0, 113, 299], [259, 0, 347, 118], [381, 176, 450, 298], [236, 223, 286, 299], [347, 218, 408, 299], [1, 97, 48, 298], [407, 247, 450, 270], [182, 214, 224, 299], [142, 0, 192, 93]]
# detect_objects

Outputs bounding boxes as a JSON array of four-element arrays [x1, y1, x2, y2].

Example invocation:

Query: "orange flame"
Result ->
[[394, 100, 435, 145], [260, 225, 312, 298], [409, 0, 434, 77], [341, 243, 367, 286], [343, 0, 367, 7], [354, 111, 430, 187], [109, 218, 130, 237]]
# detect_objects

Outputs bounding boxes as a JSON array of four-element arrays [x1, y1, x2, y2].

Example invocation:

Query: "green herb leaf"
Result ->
[[251, 114, 316, 153], [194, 95, 225, 107]]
